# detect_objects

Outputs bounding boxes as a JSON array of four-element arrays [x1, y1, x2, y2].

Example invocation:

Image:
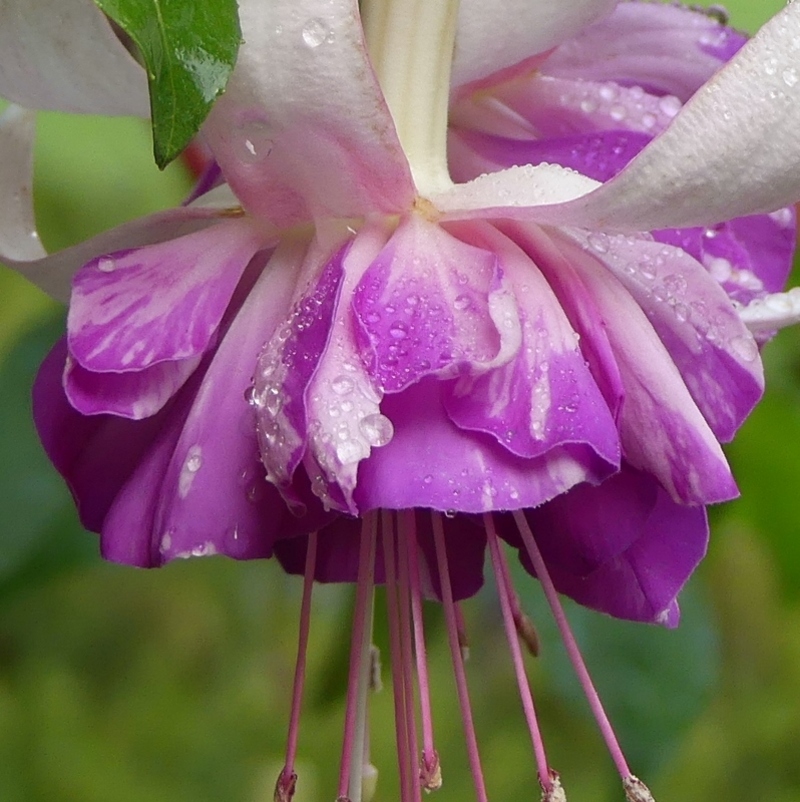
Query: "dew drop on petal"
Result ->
[[389, 322, 409, 340], [97, 256, 116, 273], [186, 446, 203, 473], [658, 95, 681, 118], [359, 413, 394, 447], [730, 335, 759, 362], [331, 375, 355, 395], [302, 18, 330, 48]]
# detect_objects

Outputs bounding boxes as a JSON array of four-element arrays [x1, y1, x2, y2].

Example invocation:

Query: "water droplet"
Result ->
[[336, 439, 363, 465], [784, 67, 799, 87], [641, 112, 657, 129], [331, 375, 355, 395], [587, 232, 609, 253], [764, 57, 779, 76], [185, 446, 203, 473], [160, 530, 174, 553], [730, 335, 758, 362], [705, 4, 729, 24], [598, 83, 617, 101], [769, 207, 794, 228], [609, 104, 627, 122], [707, 257, 732, 283], [423, 474, 433, 485], [359, 413, 394, 447], [237, 120, 273, 163], [389, 322, 408, 340], [658, 95, 681, 118], [453, 294, 471, 311], [97, 256, 116, 273], [302, 18, 330, 48]]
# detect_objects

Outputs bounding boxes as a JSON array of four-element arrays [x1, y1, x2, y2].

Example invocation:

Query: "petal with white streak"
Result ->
[[531, 3, 800, 231], [202, 0, 414, 227], [0, 0, 148, 115], [67, 219, 266, 372]]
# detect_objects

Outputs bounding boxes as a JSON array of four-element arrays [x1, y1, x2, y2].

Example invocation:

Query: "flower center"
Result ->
[[361, 0, 459, 195]]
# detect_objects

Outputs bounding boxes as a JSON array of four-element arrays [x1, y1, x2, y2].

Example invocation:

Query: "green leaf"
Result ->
[[94, 0, 241, 169]]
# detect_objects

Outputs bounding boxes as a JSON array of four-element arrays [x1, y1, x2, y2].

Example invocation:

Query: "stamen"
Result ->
[[513, 511, 649, 796], [394, 515, 422, 797], [485, 515, 553, 795], [338, 513, 379, 802], [382, 511, 418, 802], [431, 512, 488, 802], [275, 530, 318, 802], [400, 511, 442, 791]]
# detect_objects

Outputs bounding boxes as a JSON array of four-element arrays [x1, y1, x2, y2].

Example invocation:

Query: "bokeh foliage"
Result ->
[[1, 2, 799, 801]]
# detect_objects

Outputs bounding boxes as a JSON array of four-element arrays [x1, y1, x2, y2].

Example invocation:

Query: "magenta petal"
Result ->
[[68, 219, 264, 372], [356, 378, 611, 513], [354, 215, 503, 392], [562, 229, 764, 442], [444, 223, 619, 469], [274, 512, 486, 602], [102, 260, 327, 566], [254, 245, 346, 495], [503, 466, 708, 626], [542, 2, 746, 100], [64, 354, 202, 419], [33, 338, 171, 534]]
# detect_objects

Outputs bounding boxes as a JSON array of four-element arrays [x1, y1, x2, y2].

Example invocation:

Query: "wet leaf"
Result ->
[[94, 0, 241, 168]]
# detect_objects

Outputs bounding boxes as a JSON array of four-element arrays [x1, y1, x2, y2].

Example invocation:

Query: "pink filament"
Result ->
[[431, 512, 488, 802], [278, 530, 319, 797], [513, 510, 632, 778], [401, 511, 440, 787], [381, 512, 417, 802], [485, 515, 552, 791], [337, 513, 378, 800]]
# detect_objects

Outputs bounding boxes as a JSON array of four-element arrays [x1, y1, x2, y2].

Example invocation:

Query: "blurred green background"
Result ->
[[1, 1, 799, 800]]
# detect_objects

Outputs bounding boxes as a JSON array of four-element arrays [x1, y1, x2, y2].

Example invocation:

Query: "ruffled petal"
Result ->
[[353, 214, 506, 393], [560, 228, 764, 442], [502, 465, 709, 625], [530, 3, 800, 231], [67, 219, 265, 372], [542, 1, 746, 99], [355, 377, 610, 513], [452, 0, 617, 90], [510, 224, 738, 505], [0, 0, 148, 115], [202, 0, 414, 226], [444, 222, 619, 469]]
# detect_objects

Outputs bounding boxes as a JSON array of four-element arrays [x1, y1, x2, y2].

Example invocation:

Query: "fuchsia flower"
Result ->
[[4, 0, 800, 799]]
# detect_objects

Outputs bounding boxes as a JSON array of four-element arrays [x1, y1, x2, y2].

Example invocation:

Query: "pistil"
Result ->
[[361, 0, 459, 195]]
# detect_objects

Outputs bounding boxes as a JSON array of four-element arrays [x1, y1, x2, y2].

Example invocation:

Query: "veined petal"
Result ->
[[504, 465, 709, 625], [353, 214, 506, 393], [532, 2, 800, 231], [0, 0, 148, 115], [0, 106, 44, 263], [444, 222, 619, 470], [3, 206, 229, 303], [202, 0, 414, 226], [542, 1, 746, 99], [519, 226, 738, 505], [561, 228, 764, 441], [355, 377, 609, 513], [67, 219, 266, 372], [452, 0, 617, 90]]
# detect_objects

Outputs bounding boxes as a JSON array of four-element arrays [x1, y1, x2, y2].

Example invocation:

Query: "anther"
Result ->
[[623, 775, 656, 802]]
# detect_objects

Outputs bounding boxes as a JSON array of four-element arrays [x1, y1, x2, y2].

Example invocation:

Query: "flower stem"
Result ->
[[361, 0, 459, 194]]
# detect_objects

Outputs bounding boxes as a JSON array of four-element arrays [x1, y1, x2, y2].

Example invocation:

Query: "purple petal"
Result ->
[[560, 228, 764, 442], [542, 1, 746, 99], [508, 223, 738, 505], [64, 354, 202, 419], [353, 215, 505, 393], [68, 219, 264, 372], [443, 222, 619, 469], [355, 377, 612, 513], [275, 512, 486, 602], [254, 244, 346, 498], [502, 465, 708, 625], [102, 256, 325, 565]]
